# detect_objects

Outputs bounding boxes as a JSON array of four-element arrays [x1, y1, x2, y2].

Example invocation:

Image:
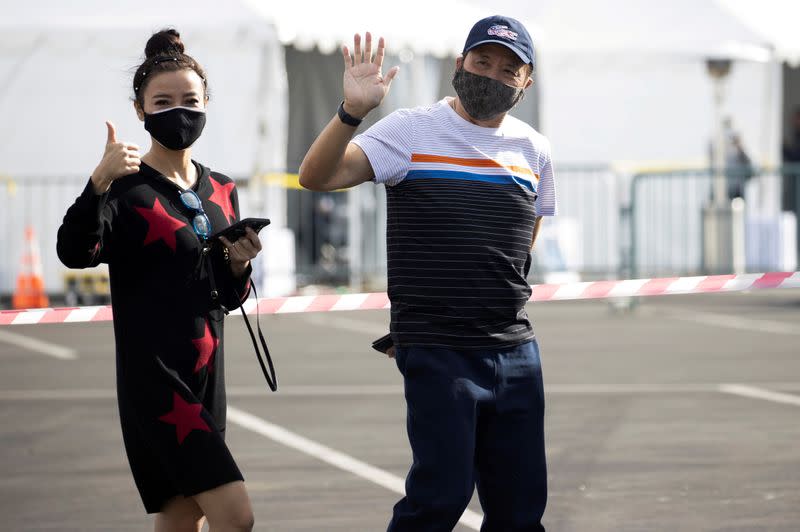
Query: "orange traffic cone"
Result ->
[[12, 226, 49, 309]]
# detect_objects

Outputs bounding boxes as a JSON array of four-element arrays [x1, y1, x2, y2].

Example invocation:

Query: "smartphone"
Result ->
[[211, 217, 271, 242], [371, 333, 394, 354]]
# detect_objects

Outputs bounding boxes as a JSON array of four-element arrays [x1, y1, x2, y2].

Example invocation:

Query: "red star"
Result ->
[[158, 392, 211, 444], [133, 198, 187, 252], [209, 176, 237, 224], [192, 319, 219, 373]]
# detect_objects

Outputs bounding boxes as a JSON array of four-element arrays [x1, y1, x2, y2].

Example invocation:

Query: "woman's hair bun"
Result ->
[[145, 28, 185, 59]]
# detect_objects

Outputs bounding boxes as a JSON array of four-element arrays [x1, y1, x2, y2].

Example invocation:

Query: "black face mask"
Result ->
[[452, 68, 525, 121], [144, 107, 207, 151]]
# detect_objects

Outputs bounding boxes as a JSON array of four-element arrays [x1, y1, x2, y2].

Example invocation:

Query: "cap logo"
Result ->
[[487, 25, 518, 41]]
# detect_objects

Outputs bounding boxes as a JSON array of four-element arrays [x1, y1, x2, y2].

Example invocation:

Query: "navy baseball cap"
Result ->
[[463, 15, 535, 67]]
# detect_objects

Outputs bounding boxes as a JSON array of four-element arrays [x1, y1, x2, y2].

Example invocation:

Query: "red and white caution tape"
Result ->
[[1, 271, 798, 326]]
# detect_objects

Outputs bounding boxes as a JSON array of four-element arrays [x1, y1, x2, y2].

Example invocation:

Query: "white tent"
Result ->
[[0, 0, 488, 178], [3, 1, 794, 294], [3, 0, 794, 175], [719, 0, 800, 146], [244, 0, 486, 58], [0, 0, 286, 178], [0, 0, 484, 295], [720, 0, 800, 66], [0, 0, 289, 297], [466, 0, 781, 167]]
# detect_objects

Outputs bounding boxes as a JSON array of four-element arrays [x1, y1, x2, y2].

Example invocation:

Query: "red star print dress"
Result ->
[[57, 161, 251, 513]]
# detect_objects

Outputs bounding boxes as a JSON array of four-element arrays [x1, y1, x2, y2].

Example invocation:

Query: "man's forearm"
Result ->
[[298, 114, 359, 191], [300, 32, 399, 192]]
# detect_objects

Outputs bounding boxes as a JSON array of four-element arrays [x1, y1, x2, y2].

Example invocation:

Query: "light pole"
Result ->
[[706, 58, 732, 206], [703, 58, 735, 274]]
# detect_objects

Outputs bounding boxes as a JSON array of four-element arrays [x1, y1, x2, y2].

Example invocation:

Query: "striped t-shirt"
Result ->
[[352, 98, 556, 349]]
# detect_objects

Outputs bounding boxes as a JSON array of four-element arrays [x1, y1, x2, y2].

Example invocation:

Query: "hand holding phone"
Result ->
[[210, 218, 270, 243], [213, 218, 269, 277]]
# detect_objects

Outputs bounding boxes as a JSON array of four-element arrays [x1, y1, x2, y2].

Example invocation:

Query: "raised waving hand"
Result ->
[[341, 32, 400, 119]]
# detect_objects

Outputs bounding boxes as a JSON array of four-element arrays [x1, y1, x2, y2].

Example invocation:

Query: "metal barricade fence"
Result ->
[[624, 165, 800, 278], [250, 166, 621, 289], [10, 165, 798, 303], [547, 165, 620, 279], [0, 176, 89, 298], [0, 168, 625, 302]]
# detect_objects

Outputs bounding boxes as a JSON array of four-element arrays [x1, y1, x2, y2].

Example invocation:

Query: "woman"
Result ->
[[57, 29, 259, 532]]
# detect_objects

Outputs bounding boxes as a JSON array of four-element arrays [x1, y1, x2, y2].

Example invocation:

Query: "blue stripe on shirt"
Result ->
[[405, 169, 536, 192]]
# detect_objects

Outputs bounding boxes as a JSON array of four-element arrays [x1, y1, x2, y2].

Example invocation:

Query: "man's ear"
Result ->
[[524, 76, 534, 90], [134, 101, 144, 122], [455, 54, 464, 71]]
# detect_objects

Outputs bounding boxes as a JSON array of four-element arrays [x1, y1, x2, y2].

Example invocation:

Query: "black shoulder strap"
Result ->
[[201, 244, 277, 392], [232, 281, 278, 392]]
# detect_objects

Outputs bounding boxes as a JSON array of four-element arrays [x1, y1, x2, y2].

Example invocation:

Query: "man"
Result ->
[[299, 15, 555, 532], [722, 120, 752, 200]]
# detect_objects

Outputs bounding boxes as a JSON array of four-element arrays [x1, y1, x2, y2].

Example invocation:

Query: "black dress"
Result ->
[[57, 161, 251, 513]]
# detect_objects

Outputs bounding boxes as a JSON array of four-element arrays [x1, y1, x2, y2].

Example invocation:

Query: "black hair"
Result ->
[[132, 28, 208, 106]]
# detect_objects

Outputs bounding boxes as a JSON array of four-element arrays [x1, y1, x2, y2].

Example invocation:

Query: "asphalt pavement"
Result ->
[[1, 289, 799, 531]]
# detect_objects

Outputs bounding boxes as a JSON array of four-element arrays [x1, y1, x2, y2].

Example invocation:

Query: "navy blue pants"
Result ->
[[388, 339, 547, 532]]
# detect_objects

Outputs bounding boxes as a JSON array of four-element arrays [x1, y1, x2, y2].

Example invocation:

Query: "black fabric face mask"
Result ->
[[452, 68, 525, 122], [144, 106, 207, 151]]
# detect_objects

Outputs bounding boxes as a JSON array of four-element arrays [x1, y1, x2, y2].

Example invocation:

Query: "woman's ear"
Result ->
[[133, 101, 144, 122]]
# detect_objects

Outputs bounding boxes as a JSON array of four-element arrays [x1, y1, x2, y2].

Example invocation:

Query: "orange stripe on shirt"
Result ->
[[411, 153, 538, 179]]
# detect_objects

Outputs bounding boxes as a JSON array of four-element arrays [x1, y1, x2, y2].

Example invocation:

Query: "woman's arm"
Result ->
[[56, 180, 117, 268], [214, 183, 259, 311], [57, 121, 140, 268]]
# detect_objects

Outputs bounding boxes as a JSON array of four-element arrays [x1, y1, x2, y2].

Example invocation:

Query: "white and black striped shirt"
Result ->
[[353, 98, 557, 349]]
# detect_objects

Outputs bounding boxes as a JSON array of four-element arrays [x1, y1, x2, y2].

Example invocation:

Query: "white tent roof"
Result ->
[[467, 0, 773, 62], [7, 0, 783, 62], [0, 0, 285, 178], [0, 0, 491, 180], [242, 0, 487, 57], [0, 0, 268, 33], [0, 0, 489, 57], [719, 0, 800, 66]]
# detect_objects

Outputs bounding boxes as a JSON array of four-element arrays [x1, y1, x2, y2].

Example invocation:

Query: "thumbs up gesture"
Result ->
[[90, 121, 141, 194]]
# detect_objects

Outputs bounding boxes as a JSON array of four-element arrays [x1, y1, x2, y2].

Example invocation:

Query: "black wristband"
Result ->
[[337, 100, 363, 127]]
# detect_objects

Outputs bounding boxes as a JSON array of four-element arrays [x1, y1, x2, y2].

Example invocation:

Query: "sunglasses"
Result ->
[[179, 190, 212, 239]]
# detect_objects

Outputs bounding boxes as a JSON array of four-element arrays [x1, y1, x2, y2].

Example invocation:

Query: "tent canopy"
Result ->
[[2, 0, 793, 177], [242, 0, 487, 57], [1, 0, 483, 57], [467, 0, 773, 62], [0, 0, 267, 33], [0, 0, 285, 178], [719, 0, 800, 66]]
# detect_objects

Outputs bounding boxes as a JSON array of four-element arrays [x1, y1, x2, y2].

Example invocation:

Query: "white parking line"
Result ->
[[665, 309, 798, 335], [718, 384, 800, 407], [0, 388, 114, 400], [227, 406, 485, 530], [0, 329, 77, 360], [4, 383, 800, 401], [0, 386, 406, 401]]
